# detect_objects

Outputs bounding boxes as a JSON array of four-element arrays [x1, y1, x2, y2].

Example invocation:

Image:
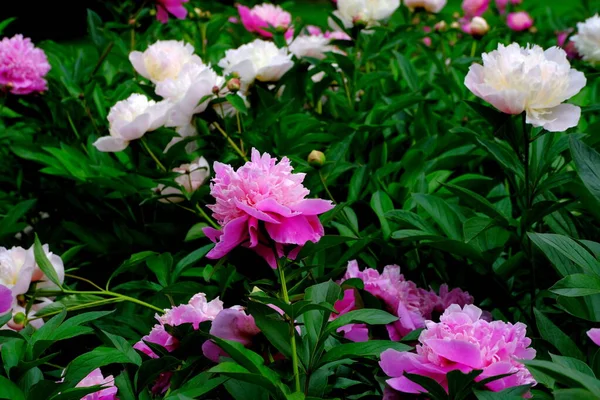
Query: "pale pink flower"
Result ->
[[75, 368, 118, 400], [156, 157, 211, 204], [588, 328, 600, 346], [380, 304, 536, 395], [0, 35, 50, 95], [495, 0, 521, 14], [0, 246, 34, 297], [462, 0, 489, 17], [324, 30, 352, 41], [133, 324, 180, 358], [422, 27, 432, 47], [0, 284, 11, 314], [202, 148, 333, 268], [465, 43, 586, 132], [237, 3, 291, 38], [156, 0, 189, 23], [202, 306, 261, 362], [507, 11, 533, 31], [571, 14, 600, 64], [404, 0, 446, 13]]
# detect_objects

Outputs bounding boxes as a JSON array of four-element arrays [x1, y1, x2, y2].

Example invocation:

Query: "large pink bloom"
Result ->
[[462, 0, 490, 18], [202, 306, 261, 362], [380, 304, 536, 395], [238, 4, 292, 38], [203, 149, 334, 268], [0, 35, 50, 95], [76, 368, 118, 400], [156, 0, 189, 23], [507, 11, 533, 31]]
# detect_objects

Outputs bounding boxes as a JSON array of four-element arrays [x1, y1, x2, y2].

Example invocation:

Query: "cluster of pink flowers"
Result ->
[[203, 149, 333, 268], [458, 0, 533, 35], [0, 34, 50, 95], [380, 304, 536, 396], [75, 369, 118, 400], [333, 261, 473, 341], [238, 3, 292, 38], [155, 0, 189, 23]]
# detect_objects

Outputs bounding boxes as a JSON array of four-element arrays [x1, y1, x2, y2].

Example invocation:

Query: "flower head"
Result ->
[[571, 14, 600, 64], [202, 306, 261, 362], [218, 39, 294, 87], [289, 35, 340, 60], [94, 94, 170, 152], [331, 288, 369, 342], [158, 292, 223, 328], [0, 246, 34, 297], [133, 324, 180, 358], [156, 0, 189, 23], [157, 157, 211, 203], [465, 43, 586, 132], [404, 0, 446, 14], [507, 11, 533, 31], [76, 368, 118, 400], [129, 40, 202, 83], [0, 34, 50, 95], [380, 304, 536, 395], [334, 0, 400, 27], [462, 0, 489, 18], [238, 4, 292, 38], [202, 149, 333, 268]]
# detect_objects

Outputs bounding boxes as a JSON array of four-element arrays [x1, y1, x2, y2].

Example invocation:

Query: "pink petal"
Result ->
[[588, 328, 600, 346], [235, 199, 280, 223], [120, 113, 151, 141], [426, 339, 483, 369], [255, 198, 298, 218], [290, 199, 335, 215], [265, 215, 324, 245], [205, 216, 249, 259], [0, 285, 12, 314]]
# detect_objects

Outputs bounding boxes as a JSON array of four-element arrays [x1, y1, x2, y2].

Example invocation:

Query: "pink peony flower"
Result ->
[[507, 11, 533, 31], [156, 0, 189, 23], [462, 0, 490, 18], [435, 284, 474, 312], [495, 0, 521, 14], [380, 304, 536, 395], [0, 284, 11, 314], [75, 368, 118, 400], [588, 328, 600, 346], [237, 4, 292, 38], [0, 35, 50, 95], [202, 149, 334, 268], [202, 306, 261, 362], [331, 289, 369, 342], [133, 324, 180, 358], [557, 30, 580, 59]]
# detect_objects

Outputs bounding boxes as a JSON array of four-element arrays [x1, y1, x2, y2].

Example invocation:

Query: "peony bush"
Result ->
[[1, 0, 600, 399]]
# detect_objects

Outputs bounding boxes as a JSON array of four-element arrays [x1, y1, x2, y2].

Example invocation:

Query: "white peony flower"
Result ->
[[465, 43, 586, 132], [218, 39, 294, 87], [156, 157, 211, 203], [30, 244, 65, 291], [571, 14, 600, 64], [404, 0, 446, 13], [129, 40, 203, 83], [0, 246, 34, 297], [156, 63, 222, 127], [94, 94, 170, 152], [333, 0, 400, 28], [288, 35, 339, 60]]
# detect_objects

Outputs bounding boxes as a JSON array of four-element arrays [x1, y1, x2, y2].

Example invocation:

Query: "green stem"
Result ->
[[521, 112, 535, 317], [141, 137, 167, 172], [339, 71, 353, 108], [278, 261, 301, 393], [213, 122, 248, 162], [470, 40, 477, 58], [195, 204, 220, 230], [64, 289, 164, 313], [319, 171, 336, 204]]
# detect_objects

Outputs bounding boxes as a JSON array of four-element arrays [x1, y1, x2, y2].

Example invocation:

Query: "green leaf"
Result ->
[[393, 51, 419, 91], [208, 362, 287, 400], [0, 376, 26, 400], [325, 309, 397, 335], [33, 234, 62, 288], [554, 388, 597, 399], [385, 209, 438, 233], [442, 183, 510, 224], [551, 274, 600, 297], [173, 244, 213, 280], [102, 331, 142, 366], [370, 191, 394, 239], [184, 223, 207, 242], [403, 373, 448, 400], [165, 373, 227, 399], [570, 136, 600, 201], [247, 302, 293, 360], [522, 359, 600, 397], [413, 194, 463, 240], [448, 370, 483, 400], [528, 233, 600, 276], [65, 347, 141, 387], [146, 253, 172, 287], [473, 385, 531, 400], [135, 356, 180, 392], [550, 353, 595, 378], [0, 199, 36, 238], [476, 137, 524, 181], [534, 309, 584, 360], [225, 94, 248, 115], [318, 340, 410, 366]]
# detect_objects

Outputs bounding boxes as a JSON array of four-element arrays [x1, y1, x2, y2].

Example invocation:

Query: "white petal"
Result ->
[[256, 60, 294, 82], [565, 69, 587, 99], [526, 104, 581, 132], [120, 113, 152, 140], [129, 52, 150, 80], [93, 136, 129, 152]]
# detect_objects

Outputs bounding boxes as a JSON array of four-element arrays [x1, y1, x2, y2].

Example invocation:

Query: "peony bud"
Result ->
[[227, 78, 241, 92], [308, 150, 326, 168], [212, 85, 220, 95], [434, 21, 448, 31], [450, 21, 460, 29], [470, 17, 489, 37]]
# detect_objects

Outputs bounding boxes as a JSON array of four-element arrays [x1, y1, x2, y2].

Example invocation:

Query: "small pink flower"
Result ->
[[462, 0, 490, 17], [133, 324, 180, 358], [203, 149, 334, 268], [202, 306, 261, 362], [588, 328, 600, 346], [76, 368, 118, 400], [495, 0, 521, 14], [156, 0, 189, 23], [380, 304, 536, 396], [557, 30, 580, 59], [228, 16, 239, 24], [0, 284, 11, 314], [0, 34, 50, 95], [237, 3, 292, 38], [507, 11, 533, 31]]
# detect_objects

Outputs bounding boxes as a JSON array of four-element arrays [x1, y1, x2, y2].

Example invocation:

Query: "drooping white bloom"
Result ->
[[465, 43, 586, 132], [156, 157, 211, 203], [156, 63, 222, 127], [404, 0, 446, 13], [571, 14, 600, 64], [0, 246, 33, 297], [30, 244, 65, 290], [129, 40, 203, 83], [218, 39, 294, 87], [288, 35, 339, 60], [334, 0, 400, 28], [94, 94, 170, 152]]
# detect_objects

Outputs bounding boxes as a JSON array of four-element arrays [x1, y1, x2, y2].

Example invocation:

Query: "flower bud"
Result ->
[[307, 150, 326, 168], [434, 21, 447, 32], [227, 78, 241, 92], [470, 17, 489, 38], [212, 85, 220, 95], [450, 21, 460, 29]]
